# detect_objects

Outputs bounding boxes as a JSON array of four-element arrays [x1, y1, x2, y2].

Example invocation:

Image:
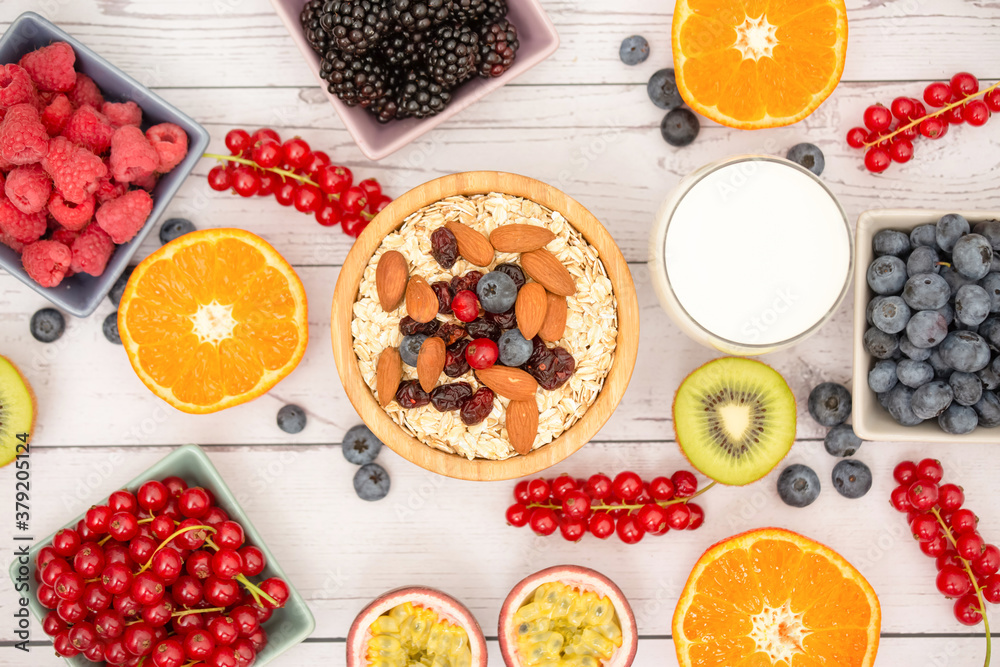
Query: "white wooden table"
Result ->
[[2, 0, 1000, 664]]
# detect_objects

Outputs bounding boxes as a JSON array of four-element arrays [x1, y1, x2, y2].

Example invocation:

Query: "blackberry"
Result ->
[[389, 0, 452, 33], [301, 0, 334, 55], [396, 67, 452, 118], [319, 0, 391, 55], [482, 0, 507, 21], [382, 31, 425, 68], [371, 74, 408, 122], [425, 24, 479, 87], [477, 19, 518, 78], [322, 52, 391, 107], [451, 0, 489, 22]]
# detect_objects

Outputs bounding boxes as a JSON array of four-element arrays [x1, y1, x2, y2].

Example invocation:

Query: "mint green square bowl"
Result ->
[[8, 444, 315, 666]]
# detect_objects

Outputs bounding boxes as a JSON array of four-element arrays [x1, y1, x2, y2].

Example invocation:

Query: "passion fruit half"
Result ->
[[346, 586, 487, 667], [498, 565, 638, 667]]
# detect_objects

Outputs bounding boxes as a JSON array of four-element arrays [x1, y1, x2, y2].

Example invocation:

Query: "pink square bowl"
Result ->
[[269, 0, 560, 160]]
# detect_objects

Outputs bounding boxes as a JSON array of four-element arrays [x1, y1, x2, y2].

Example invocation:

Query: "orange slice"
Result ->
[[672, 0, 848, 129], [673, 528, 880, 667], [118, 229, 308, 414]]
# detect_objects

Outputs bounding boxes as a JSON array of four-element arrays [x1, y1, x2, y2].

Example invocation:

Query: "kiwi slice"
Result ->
[[0, 355, 34, 468], [673, 357, 796, 486]]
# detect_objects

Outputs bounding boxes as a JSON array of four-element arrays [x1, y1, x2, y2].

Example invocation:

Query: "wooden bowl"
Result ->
[[331, 172, 640, 481]]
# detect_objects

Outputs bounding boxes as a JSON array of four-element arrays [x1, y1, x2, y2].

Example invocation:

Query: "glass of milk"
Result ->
[[649, 155, 853, 356]]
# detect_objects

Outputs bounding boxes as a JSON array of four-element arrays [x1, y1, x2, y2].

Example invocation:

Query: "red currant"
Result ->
[[910, 513, 941, 542], [124, 622, 156, 657], [83, 582, 112, 612], [340, 186, 369, 215], [671, 471, 698, 497], [209, 616, 240, 646], [137, 481, 169, 513], [846, 126, 868, 148], [920, 534, 949, 557], [95, 610, 126, 640], [204, 576, 241, 607], [889, 138, 913, 163], [924, 82, 953, 107], [211, 549, 244, 580], [890, 97, 916, 120], [561, 491, 591, 520], [890, 485, 912, 512], [983, 574, 1000, 604], [687, 503, 705, 530], [129, 535, 157, 565], [863, 104, 893, 132], [52, 528, 81, 557], [172, 575, 204, 606], [937, 483, 965, 512], [341, 214, 368, 237], [302, 150, 330, 177], [132, 571, 166, 606], [637, 503, 669, 535], [179, 488, 211, 519], [358, 178, 383, 203], [316, 201, 342, 227], [151, 637, 185, 667], [954, 593, 983, 625], [513, 480, 530, 503], [207, 165, 231, 191], [506, 503, 530, 527], [559, 517, 587, 542], [451, 290, 479, 322], [465, 338, 498, 370], [616, 515, 644, 544], [986, 88, 1000, 113], [281, 138, 311, 169], [864, 146, 891, 173], [315, 165, 353, 195], [183, 631, 217, 660], [274, 181, 296, 206], [370, 195, 392, 214], [292, 183, 323, 213], [943, 104, 965, 125], [53, 631, 80, 657], [588, 512, 615, 539], [42, 557, 72, 587], [893, 461, 918, 485], [143, 599, 175, 628], [257, 171, 280, 196], [238, 546, 266, 578], [224, 129, 251, 155], [230, 166, 260, 197], [956, 532, 985, 560], [203, 507, 229, 527], [584, 474, 612, 500], [916, 458, 943, 483], [611, 471, 643, 502], [550, 474, 577, 501], [665, 503, 692, 530], [907, 481, 939, 510], [962, 98, 991, 126], [950, 509, 979, 535], [973, 544, 1000, 577], [152, 549, 184, 582], [919, 116, 948, 139], [250, 139, 283, 168], [950, 72, 979, 98], [74, 543, 106, 578], [162, 476, 188, 496], [937, 565, 973, 597], [529, 507, 558, 535], [526, 478, 550, 503], [43, 610, 67, 637], [55, 571, 85, 601]]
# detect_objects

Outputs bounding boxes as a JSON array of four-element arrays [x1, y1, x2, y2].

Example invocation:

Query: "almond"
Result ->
[[475, 365, 538, 402], [521, 248, 575, 296], [416, 336, 445, 392], [376, 347, 402, 407], [538, 293, 567, 342], [445, 220, 494, 267], [405, 275, 438, 323], [375, 250, 408, 312], [507, 399, 538, 456], [489, 224, 556, 253], [515, 282, 547, 340]]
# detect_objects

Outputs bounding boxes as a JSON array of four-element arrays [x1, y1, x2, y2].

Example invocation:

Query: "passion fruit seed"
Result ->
[[367, 601, 472, 667], [513, 582, 623, 667]]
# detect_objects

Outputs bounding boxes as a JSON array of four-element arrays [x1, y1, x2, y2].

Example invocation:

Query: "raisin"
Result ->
[[460, 387, 495, 425], [432, 281, 453, 314], [434, 323, 467, 346], [444, 340, 471, 377], [523, 336, 558, 386], [430, 227, 458, 269], [430, 382, 474, 412], [466, 318, 501, 341], [400, 316, 441, 336], [395, 380, 430, 408], [450, 271, 483, 295], [546, 347, 576, 390], [495, 263, 525, 289], [484, 307, 517, 329]]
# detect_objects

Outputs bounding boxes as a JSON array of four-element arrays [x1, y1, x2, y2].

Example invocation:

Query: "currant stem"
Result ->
[[204, 536, 280, 608], [862, 80, 1000, 148], [527, 481, 717, 512], [138, 524, 217, 574], [931, 507, 991, 667], [172, 606, 225, 619]]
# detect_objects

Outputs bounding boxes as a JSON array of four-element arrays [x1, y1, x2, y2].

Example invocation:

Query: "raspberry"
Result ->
[[40, 93, 72, 136], [101, 101, 142, 129], [94, 171, 126, 204], [0, 229, 24, 253], [21, 239, 72, 287], [145, 123, 189, 173], [62, 105, 114, 155], [4, 164, 52, 214], [0, 194, 46, 243], [0, 103, 49, 165], [19, 42, 76, 93], [67, 73, 103, 109], [131, 172, 158, 191], [96, 190, 152, 244], [49, 226, 80, 246], [0, 64, 37, 109], [48, 192, 95, 231], [41, 136, 107, 204], [70, 223, 115, 276], [109, 125, 158, 183]]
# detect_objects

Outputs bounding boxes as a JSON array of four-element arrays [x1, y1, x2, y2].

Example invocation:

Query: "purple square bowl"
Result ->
[[269, 0, 560, 160], [0, 12, 210, 317]]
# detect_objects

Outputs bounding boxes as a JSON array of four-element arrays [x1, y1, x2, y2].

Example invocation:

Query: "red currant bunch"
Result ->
[[38, 476, 290, 665], [846, 73, 999, 173], [505, 470, 710, 544], [206, 127, 392, 238], [890, 458, 999, 638]]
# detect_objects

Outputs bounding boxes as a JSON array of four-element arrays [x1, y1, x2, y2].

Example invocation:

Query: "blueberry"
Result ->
[[476, 271, 517, 313], [936, 213, 971, 252], [979, 273, 1000, 312], [896, 359, 934, 388], [824, 424, 862, 457], [872, 229, 910, 257], [937, 303, 955, 326], [498, 329, 532, 366], [660, 108, 700, 147], [886, 384, 923, 426], [910, 224, 938, 248], [400, 334, 427, 366], [878, 390, 892, 408], [911, 380, 954, 419], [108, 265, 136, 307], [903, 273, 950, 310], [863, 327, 898, 359], [776, 464, 821, 508], [899, 335, 932, 361], [831, 459, 872, 499], [30, 308, 65, 343], [619, 35, 650, 65], [939, 330, 991, 373], [871, 296, 910, 334], [354, 462, 390, 501], [159, 218, 196, 245], [102, 312, 122, 344], [905, 310, 948, 349], [978, 357, 1000, 391], [941, 266, 977, 294], [867, 256, 907, 295], [974, 391, 1000, 427], [952, 233, 993, 280], [786, 143, 825, 176], [277, 404, 306, 434], [342, 424, 382, 465], [868, 360, 898, 393], [980, 317, 1000, 347], [955, 284, 991, 326], [647, 68, 683, 110], [973, 220, 1000, 250], [949, 371, 983, 406], [907, 246, 940, 276], [808, 382, 852, 427], [865, 296, 886, 326], [992, 255, 1000, 272], [928, 348, 953, 380], [939, 402, 978, 435]]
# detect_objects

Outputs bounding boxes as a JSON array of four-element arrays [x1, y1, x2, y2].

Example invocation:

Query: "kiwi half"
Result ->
[[0, 355, 34, 468], [673, 357, 796, 486]]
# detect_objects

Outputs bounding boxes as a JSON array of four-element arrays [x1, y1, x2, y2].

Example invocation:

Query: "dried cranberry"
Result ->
[[431, 281, 453, 314], [450, 271, 483, 295], [444, 340, 472, 377], [395, 380, 430, 408], [460, 387, 495, 425], [430, 227, 458, 269], [523, 337, 558, 386], [546, 347, 576, 390], [430, 382, 474, 411], [484, 308, 517, 329], [400, 317, 441, 336], [433, 323, 467, 346], [494, 263, 525, 289], [466, 318, 501, 341]]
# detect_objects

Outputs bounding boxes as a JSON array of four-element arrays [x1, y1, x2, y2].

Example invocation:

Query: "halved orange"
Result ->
[[118, 229, 308, 414], [672, 0, 848, 129], [673, 528, 880, 667]]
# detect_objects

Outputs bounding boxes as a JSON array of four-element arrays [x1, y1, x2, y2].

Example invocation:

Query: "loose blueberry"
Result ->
[[905, 310, 949, 349], [939, 402, 979, 435], [906, 246, 940, 276], [868, 359, 898, 393], [776, 464, 821, 508], [939, 330, 991, 373], [903, 273, 950, 310], [831, 459, 872, 499], [911, 380, 954, 420], [887, 384, 923, 426], [910, 224, 938, 248], [872, 229, 910, 257], [871, 296, 911, 334], [619, 35, 650, 65], [159, 218, 196, 245], [30, 308, 65, 343], [979, 273, 1000, 312], [824, 424, 862, 457], [899, 335, 932, 361], [952, 233, 993, 280], [863, 327, 899, 359], [498, 329, 533, 366], [647, 68, 683, 110], [476, 271, 518, 313], [660, 108, 700, 147], [955, 284, 991, 326], [867, 255, 907, 295], [808, 382, 852, 427], [896, 359, 934, 388], [399, 334, 428, 367], [277, 404, 306, 433], [102, 312, 122, 345], [974, 391, 1000, 427], [354, 462, 390, 501], [936, 213, 971, 252], [786, 143, 825, 176], [950, 371, 983, 406], [342, 424, 382, 465], [108, 265, 136, 307]]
